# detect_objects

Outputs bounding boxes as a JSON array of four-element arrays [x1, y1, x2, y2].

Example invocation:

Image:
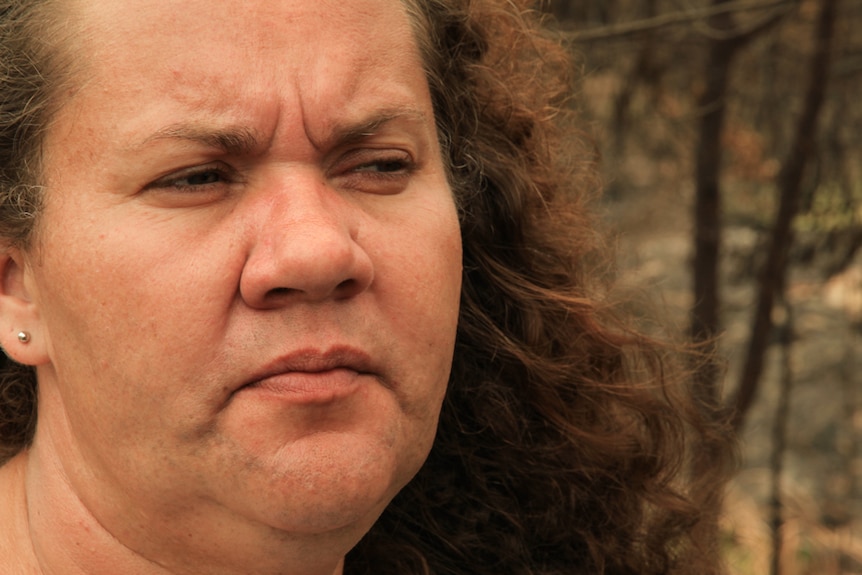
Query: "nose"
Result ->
[[239, 174, 374, 309]]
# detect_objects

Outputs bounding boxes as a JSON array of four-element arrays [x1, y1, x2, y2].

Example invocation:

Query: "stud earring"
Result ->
[[17, 331, 30, 343]]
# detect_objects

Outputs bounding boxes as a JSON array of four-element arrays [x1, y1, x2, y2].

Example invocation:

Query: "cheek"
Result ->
[[377, 202, 462, 392], [30, 212, 235, 417], [378, 197, 461, 314], [37, 201, 237, 321]]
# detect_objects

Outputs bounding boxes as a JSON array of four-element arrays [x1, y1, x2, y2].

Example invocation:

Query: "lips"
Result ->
[[237, 346, 377, 403]]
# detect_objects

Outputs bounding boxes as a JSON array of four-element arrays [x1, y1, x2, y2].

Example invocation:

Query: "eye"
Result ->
[[176, 170, 223, 187], [146, 162, 235, 192], [353, 157, 413, 174], [332, 149, 417, 195]]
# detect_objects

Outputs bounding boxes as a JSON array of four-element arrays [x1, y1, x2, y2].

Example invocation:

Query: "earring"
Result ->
[[17, 331, 30, 344]]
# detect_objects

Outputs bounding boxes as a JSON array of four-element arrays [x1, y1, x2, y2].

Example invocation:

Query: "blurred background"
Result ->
[[541, 0, 861, 573]]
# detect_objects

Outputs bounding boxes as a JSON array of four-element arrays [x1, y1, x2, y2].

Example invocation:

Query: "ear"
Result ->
[[0, 247, 49, 366]]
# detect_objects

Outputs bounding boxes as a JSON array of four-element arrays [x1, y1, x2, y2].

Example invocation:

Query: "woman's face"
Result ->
[[19, 0, 460, 557]]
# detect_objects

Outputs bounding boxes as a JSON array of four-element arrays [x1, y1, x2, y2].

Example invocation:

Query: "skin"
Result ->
[[0, 0, 462, 574]]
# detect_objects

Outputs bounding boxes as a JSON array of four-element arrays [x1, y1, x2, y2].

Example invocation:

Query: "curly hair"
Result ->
[[0, 0, 69, 462], [348, 2, 734, 574], [0, 1, 734, 573]]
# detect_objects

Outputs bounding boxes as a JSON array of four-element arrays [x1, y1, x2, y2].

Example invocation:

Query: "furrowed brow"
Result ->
[[134, 124, 262, 156], [315, 108, 431, 151]]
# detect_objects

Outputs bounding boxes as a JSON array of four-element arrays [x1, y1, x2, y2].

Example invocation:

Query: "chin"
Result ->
[[221, 426, 430, 536]]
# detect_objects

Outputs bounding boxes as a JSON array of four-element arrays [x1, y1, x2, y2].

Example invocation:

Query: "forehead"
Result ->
[[70, 0, 416, 62], [54, 0, 426, 149]]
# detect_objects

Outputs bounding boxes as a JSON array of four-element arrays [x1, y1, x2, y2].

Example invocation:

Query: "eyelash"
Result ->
[[146, 151, 416, 194], [148, 163, 234, 192], [349, 155, 415, 177], [334, 150, 417, 193]]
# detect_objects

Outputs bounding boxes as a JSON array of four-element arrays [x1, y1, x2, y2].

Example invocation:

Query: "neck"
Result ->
[[0, 445, 350, 575]]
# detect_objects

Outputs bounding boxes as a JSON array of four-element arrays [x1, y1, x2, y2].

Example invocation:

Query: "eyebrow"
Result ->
[[313, 107, 431, 151], [133, 124, 262, 156], [129, 107, 432, 156]]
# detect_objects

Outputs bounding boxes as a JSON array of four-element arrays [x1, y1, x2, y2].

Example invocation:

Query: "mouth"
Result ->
[[235, 347, 377, 404]]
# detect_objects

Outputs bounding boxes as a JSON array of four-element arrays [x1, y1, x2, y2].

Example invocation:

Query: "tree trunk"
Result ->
[[769, 299, 794, 575], [731, 0, 840, 432], [691, 0, 740, 408]]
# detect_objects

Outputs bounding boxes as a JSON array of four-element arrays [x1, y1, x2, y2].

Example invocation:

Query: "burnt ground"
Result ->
[[596, 123, 862, 574]]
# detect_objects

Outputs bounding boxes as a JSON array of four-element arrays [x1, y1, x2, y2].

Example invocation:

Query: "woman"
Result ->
[[0, 0, 733, 574]]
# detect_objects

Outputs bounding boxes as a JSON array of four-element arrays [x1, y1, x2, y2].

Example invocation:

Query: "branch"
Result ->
[[731, 0, 841, 432], [768, 299, 794, 575], [693, 4, 790, 43], [562, 0, 795, 41]]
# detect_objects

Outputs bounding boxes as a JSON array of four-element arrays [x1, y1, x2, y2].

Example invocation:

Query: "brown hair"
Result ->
[[0, 0, 71, 462], [348, 1, 734, 574], [0, 1, 734, 573]]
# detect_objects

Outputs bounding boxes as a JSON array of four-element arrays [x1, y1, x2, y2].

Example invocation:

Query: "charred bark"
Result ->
[[731, 0, 840, 431]]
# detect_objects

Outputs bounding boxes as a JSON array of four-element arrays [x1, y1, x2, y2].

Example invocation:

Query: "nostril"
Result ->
[[266, 287, 294, 299], [334, 278, 357, 297], [260, 281, 358, 303], [239, 219, 375, 307]]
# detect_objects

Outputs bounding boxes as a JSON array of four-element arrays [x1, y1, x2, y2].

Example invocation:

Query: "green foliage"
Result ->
[[795, 182, 862, 234]]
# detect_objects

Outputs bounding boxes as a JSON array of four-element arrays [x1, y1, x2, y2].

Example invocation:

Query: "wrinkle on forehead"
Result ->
[[62, 0, 425, 124], [47, 0, 432, 172], [68, 0, 417, 68]]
